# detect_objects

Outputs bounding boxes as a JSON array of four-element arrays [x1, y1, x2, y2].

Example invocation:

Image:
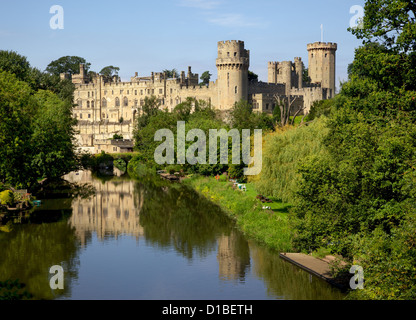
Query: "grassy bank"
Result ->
[[184, 175, 293, 252]]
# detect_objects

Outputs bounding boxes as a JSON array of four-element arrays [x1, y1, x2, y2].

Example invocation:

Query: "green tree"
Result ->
[[0, 71, 36, 188], [200, 71, 211, 86], [0, 50, 31, 82], [30, 90, 79, 181], [248, 70, 258, 82], [349, 0, 416, 53], [163, 69, 179, 79], [46, 56, 91, 76], [99, 65, 120, 78], [302, 64, 311, 84]]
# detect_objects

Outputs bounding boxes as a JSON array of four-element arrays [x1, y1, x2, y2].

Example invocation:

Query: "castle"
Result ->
[[68, 40, 337, 154]]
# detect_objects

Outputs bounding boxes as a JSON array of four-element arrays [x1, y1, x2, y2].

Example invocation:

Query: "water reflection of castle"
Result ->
[[65, 171, 250, 282], [217, 231, 251, 282], [65, 171, 144, 245]]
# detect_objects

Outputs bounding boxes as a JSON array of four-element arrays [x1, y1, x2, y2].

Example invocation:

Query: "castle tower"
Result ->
[[294, 57, 303, 89], [307, 42, 337, 96], [216, 40, 249, 110]]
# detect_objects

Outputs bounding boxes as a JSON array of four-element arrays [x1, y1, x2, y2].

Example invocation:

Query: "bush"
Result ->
[[113, 158, 127, 172], [0, 190, 14, 207]]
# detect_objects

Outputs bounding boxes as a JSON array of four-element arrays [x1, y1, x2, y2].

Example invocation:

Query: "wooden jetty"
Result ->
[[279, 252, 348, 290]]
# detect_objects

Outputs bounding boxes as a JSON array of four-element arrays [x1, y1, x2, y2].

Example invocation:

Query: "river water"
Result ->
[[0, 171, 344, 300]]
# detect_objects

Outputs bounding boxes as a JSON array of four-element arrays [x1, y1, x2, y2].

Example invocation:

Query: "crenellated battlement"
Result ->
[[218, 40, 245, 47], [307, 42, 337, 51]]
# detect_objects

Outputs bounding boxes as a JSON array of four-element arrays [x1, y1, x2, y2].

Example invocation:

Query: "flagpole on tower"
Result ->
[[321, 24, 324, 42]]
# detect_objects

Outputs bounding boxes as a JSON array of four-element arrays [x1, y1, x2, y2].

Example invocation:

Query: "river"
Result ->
[[0, 170, 345, 300]]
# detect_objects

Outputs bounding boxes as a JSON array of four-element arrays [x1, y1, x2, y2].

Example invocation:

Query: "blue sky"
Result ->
[[0, 0, 366, 84]]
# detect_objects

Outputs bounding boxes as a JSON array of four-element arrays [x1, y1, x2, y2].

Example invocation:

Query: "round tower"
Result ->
[[216, 40, 249, 110], [307, 42, 337, 96]]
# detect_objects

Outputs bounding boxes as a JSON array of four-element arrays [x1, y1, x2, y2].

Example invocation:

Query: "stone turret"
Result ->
[[216, 40, 249, 110], [307, 42, 337, 96]]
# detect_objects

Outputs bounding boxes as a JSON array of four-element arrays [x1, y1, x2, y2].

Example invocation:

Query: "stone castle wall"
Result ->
[[70, 40, 337, 153]]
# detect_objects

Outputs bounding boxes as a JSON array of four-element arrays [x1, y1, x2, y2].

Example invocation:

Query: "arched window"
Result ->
[[87, 101, 90, 108], [115, 97, 120, 107], [123, 97, 128, 107], [102, 98, 107, 108]]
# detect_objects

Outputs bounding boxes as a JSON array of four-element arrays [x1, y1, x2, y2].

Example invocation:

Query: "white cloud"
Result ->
[[178, 0, 220, 10]]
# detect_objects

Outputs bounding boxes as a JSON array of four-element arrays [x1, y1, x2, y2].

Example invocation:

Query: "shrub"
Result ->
[[0, 190, 14, 207]]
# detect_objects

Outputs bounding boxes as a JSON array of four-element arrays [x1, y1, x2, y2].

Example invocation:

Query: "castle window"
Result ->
[[77, 99, 82, 108], [140, 99, 144, 106], [91, 101, 94, 108], [80, 114, 82, 119], [159, 89, 163, 94], [134, 99, 138, 107], [115, 97, 120, 107], [135, 90, 137, 95], [127, 90, 129, 94], [234, 52, 237, 57], [92, 92, 94, 97], [104, 90, 107, 95], [102, 98, 107, 107], [266, 103, 269, 110], [170, 88, 173, 94], [227, 52, 230, 57], [88, 114, 91, 118], [235, 86, 238, 94], [88, 92, 90, 98], [325, 53, 327, 58], [140, 90, 143, 95], [120, 90, 123, 94], [87, 101, 90, 108], [123, 97, 128, 106]]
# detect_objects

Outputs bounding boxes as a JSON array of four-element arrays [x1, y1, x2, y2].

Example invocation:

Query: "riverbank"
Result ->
[[183, 175, 293, 252]]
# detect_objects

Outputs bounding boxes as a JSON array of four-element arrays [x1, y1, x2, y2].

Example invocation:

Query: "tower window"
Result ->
[[235, 86, 238, 94], [227, 52, 230, 57], [234, 52, 237, 57]]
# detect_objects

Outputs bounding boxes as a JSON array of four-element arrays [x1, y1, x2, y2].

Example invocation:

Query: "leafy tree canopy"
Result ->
[[349, 0, 416, 53], [46, 56, 90, 76], [99, 65, 120, 78]]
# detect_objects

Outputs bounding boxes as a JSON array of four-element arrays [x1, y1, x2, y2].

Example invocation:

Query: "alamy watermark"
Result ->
[[154, 121, 262, 176], [350, 5, 364, 29], [49, 265, 64, 290], [50, 5, 64, 30], [349, 265, 364, 289]]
